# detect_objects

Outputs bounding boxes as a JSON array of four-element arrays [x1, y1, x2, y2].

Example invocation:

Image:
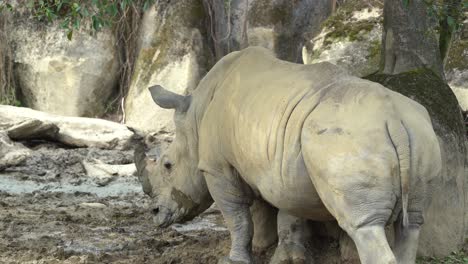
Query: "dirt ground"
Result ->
[[0, 141, 465, 264], [0, 141, 228, 264]]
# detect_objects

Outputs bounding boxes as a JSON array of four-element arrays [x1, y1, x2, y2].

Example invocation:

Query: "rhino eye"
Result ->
[[164, 161, 172, 170]]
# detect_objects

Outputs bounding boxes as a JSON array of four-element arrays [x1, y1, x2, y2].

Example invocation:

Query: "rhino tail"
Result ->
[[386, 119, 411, 228]]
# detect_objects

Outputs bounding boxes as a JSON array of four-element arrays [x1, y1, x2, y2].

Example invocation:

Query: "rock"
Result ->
[[79, 202, 107, 209], [83, 159, 136, 177], [0, 105, 135, 149], [0, 132, 31, 170], [82, 159, 136, 187], [248, 0, 333, 62], [302, 0, 383, 77], [5, 119, 59, 140], [125, 1, 211, 133], [367, 69, 467, 257], [10, 16, 120, 117], [445, 20, 468, 111]]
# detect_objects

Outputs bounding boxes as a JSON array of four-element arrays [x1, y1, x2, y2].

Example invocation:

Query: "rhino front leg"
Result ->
[[270, 210, 313, 264], [204, 171, 254, 264]]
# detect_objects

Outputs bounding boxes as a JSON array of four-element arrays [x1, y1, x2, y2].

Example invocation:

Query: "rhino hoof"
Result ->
[[270, 244, 313, 264]]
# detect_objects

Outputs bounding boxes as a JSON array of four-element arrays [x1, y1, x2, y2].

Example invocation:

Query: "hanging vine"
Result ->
[[0, 9, 18, 106]]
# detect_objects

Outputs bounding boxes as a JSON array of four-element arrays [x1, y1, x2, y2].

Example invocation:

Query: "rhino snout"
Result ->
[[151, 205, 176, 228]]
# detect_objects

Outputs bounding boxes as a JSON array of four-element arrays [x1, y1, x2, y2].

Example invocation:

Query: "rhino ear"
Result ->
[[149, 85, 191, 112]]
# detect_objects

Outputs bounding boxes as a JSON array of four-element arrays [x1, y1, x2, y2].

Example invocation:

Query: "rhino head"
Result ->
[[135, 85, 213, 227]]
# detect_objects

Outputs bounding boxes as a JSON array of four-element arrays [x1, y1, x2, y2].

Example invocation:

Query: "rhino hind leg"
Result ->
[[251, 199, 278, 250], [350, 225, 397, 264], [270, 211, 313, 264], [204, 171, 254, 264], [393, 212, 422, 264]]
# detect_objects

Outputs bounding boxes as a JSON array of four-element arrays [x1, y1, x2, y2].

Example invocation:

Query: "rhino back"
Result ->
[[197, 47, 350, 184]]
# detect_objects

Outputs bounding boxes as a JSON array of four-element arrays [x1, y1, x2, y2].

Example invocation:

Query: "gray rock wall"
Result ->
[[124, 1, 211, 133], [11, 18, 120, 117]]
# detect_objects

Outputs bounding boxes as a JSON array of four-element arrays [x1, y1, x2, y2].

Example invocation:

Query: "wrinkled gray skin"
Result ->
[[141, 47, 442, 264]]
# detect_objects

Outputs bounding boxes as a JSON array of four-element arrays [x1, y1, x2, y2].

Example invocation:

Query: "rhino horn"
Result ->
[[149, 85, 191, 112], [134, 142, 153, 196]]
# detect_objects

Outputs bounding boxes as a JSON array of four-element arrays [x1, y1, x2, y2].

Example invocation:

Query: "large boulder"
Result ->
[[445, 20, 468, 111], [247, 0, 333, 62], [10, 17, 120, 117], [124, 1, 211, 133], [302, 0, 383, 77]]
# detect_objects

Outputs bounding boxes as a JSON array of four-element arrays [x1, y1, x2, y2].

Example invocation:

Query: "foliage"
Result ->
[[407, 0, 467, 60], [0, 0, 156, 39], [417, 249, 468, 264]]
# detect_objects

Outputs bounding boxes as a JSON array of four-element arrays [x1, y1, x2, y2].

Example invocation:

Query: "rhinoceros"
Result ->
[[139, 46, 442, 264]]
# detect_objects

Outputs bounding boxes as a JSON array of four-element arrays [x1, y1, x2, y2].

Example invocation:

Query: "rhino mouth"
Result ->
[[151, 205, 180, 228]]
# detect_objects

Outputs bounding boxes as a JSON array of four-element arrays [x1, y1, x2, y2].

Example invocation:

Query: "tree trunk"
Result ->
[[439, 0, 463, 64], [203, 0, 249, 60], [381, 0, 445, 78]]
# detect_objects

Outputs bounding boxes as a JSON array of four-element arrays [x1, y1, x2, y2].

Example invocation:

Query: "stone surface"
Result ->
[[0, 105, 135, 149], [247, 0, 332, 63], [83, 159, 137, 186], [0, 131, 31, 170], [5, 119, 59, 140], [302, 1, 383, 77], [445, 20, 468, 111], [124, 1, 211, 133], [10, 17, 120, 117]]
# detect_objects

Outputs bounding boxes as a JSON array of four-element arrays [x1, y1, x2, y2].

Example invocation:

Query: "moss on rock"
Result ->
[[446, 39, 468, 71], [319, 0, 383, 48]]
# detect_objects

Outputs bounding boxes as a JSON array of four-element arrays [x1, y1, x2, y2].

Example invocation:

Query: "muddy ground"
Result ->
[[0, 141, 464, 264], [0, 141, 279, 264]]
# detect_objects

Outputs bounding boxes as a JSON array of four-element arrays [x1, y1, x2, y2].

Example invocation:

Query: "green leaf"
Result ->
[[447, 16, 456, 30], [67, 30, 73, 40], [73, 18, 80, 29], [143, 0, 152, 11], [60, 18, 70, 29], [80, 8, 89, 17], [120, 1, 127, 10], [403, 0, 409, 7]]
